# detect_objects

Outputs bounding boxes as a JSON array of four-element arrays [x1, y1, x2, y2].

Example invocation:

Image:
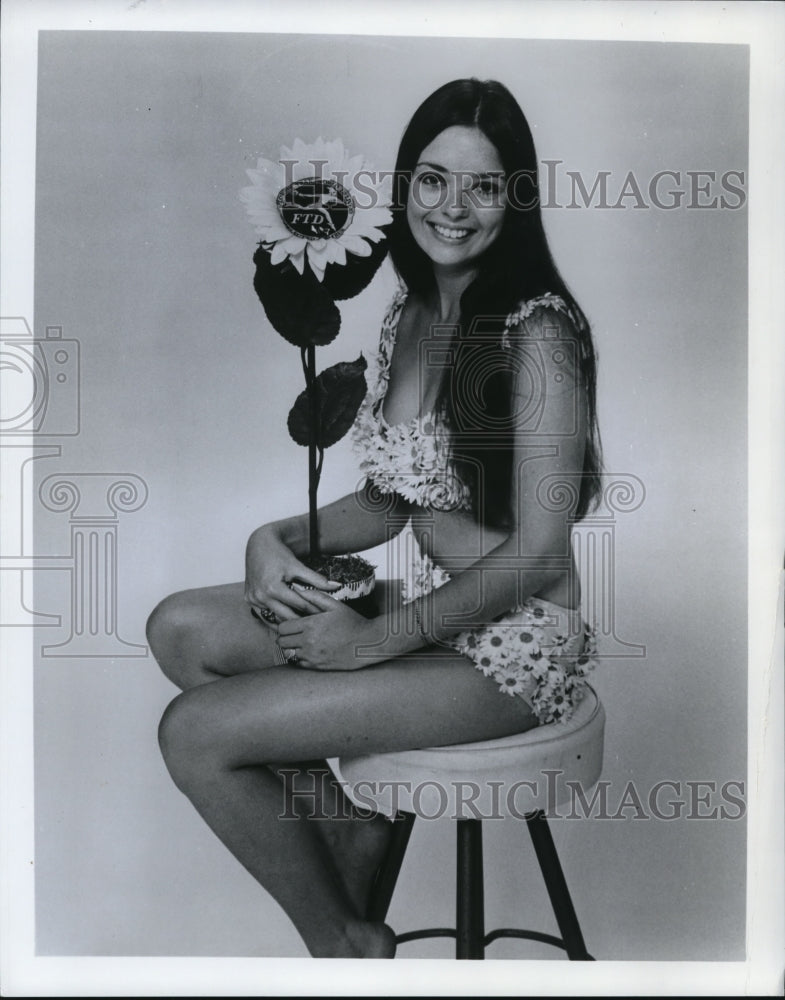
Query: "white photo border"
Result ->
[[1, 0, 783, 995]]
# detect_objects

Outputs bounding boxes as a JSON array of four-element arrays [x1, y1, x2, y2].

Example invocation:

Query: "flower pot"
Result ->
[[299, 553, 377, 618]]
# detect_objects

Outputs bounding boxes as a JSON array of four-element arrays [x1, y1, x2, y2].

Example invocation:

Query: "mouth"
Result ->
[[428, 222, 474, 243]]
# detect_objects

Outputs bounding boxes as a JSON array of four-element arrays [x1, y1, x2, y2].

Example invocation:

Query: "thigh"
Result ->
[[162, 647, 538, 766], [148, 581, 279, 679], [149, 579, 404, 681]]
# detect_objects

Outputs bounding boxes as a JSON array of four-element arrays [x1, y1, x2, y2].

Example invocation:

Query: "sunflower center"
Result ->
[[276, 177, 355, 241]]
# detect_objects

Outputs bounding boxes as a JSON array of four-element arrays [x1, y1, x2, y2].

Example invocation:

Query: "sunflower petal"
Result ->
[[340, 234, 373, 257], [270, 236, 305, 266], [306, 254, 327, 281], [288, 249, 306, 274], [324, 242, 347, 267]]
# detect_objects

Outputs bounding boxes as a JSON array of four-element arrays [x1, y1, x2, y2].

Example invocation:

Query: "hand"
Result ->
[[245, 526, 340, 622], [276, 590, 379, 671]]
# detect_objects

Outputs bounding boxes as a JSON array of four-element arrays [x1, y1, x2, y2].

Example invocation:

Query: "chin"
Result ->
[[418, 233, 478, 268]]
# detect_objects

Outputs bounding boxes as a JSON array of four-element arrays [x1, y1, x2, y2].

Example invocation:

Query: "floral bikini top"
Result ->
[[351, 285, 573, 512]]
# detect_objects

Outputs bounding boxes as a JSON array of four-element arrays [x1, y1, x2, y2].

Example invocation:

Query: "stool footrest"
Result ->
[[395, 928, 457, 945], [394, 924, 594, 958], [484, 928, 594, 959]]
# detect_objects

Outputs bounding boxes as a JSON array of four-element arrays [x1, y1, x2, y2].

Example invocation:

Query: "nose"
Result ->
[[443, 176, 471, 218]]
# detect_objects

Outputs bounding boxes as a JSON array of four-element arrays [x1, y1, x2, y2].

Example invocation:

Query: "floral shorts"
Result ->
[[401, 549, 598, 726]]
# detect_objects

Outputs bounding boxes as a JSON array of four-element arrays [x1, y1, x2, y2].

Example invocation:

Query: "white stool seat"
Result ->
[[337, 685, 604, 820]]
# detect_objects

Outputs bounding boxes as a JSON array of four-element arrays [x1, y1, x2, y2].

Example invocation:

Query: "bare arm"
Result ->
[[258, 483, 414, 559]]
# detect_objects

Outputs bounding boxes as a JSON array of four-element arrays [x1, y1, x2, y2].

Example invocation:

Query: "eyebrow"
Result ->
[[415, 160, 505, 179]]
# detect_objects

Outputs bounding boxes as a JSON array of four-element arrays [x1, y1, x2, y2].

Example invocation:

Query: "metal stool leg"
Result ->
[[366, 812, 416, 922], [366, 811, 592, 960], [456, 819, 485, 959], [525, 811, 592, 960]]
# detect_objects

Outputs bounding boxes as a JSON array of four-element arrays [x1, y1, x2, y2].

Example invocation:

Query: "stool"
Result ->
[[336, 685, 604, 960]]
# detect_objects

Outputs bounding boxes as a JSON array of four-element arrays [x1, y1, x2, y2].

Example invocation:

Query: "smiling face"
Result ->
[[406, 125, 507, 280]]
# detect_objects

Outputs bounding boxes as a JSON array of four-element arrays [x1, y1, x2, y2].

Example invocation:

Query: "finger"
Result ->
[[291, 566, 341, 591], [292, 657, 317, 670], [248, 585, 309, 618], [264, 598, 303, 623], [247, 590, 285, 618], [247, 583, 318, 619], [277, 618, 305, 636], [299, 589, 342, 611], [288, 584, 335, 610], [249, 604, 280, 630], [274, 587, 323, 617], [283, 648, 310, 668]]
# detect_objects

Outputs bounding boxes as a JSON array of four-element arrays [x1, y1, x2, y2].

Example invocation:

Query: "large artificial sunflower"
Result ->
[[241, 137, 392, 282]]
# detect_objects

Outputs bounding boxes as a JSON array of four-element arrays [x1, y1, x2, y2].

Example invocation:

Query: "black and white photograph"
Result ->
[[1, 1, 783, 995]]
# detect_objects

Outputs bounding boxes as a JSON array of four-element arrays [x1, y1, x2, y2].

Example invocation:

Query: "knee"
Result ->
[[146, 590, 190, 657], [146, 590, 205, 684], [158, 689, 212, 790]]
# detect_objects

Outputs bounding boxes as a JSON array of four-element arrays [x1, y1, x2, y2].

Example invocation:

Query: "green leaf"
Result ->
[[287, 355, 368, 448], [252, 244, 340, 347]]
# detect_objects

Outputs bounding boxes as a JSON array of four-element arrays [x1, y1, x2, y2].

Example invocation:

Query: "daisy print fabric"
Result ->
[[352, 288, 581, 513], [449, 600, 598, 725], [401, 545, 598, 726], [351, 287, 473, 513]]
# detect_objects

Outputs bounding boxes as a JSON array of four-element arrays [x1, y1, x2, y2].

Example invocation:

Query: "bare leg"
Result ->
[[147, 583, 398, 922], [146, 582, 281, 689], [159, 727, 393, 957], [268, 760, 395, 919], [156, 648, 537, 957]]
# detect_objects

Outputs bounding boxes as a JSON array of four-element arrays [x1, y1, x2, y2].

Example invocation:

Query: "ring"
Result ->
[[253, 605, 279, 625]]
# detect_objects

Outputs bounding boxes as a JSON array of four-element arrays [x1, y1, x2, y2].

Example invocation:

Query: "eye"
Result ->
[[474, 177, 503, 200], [411, 170, 448, 209]]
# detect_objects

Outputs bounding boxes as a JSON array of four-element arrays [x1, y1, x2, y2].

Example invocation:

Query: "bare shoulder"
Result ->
[[503, 296, 584, 392], [502, 293, 582, 347]]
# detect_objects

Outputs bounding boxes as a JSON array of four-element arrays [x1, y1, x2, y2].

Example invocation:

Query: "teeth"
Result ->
[[433, 224, 470, 240]]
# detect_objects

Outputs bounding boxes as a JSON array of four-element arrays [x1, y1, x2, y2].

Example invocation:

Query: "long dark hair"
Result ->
[[388, 78, 602, 526]]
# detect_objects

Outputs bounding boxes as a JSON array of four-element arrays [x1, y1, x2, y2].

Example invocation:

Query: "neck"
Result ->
[[431, 264, 479, 322]]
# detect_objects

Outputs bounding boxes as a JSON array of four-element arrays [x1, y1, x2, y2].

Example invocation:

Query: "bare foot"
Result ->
[[344, 919, 397, 959]]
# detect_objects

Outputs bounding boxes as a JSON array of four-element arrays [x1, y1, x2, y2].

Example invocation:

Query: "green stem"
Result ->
[[306, 345, 320, 559]]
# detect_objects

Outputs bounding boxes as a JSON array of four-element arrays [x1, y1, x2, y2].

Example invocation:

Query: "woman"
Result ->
[[148, 78, 602, 959]]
